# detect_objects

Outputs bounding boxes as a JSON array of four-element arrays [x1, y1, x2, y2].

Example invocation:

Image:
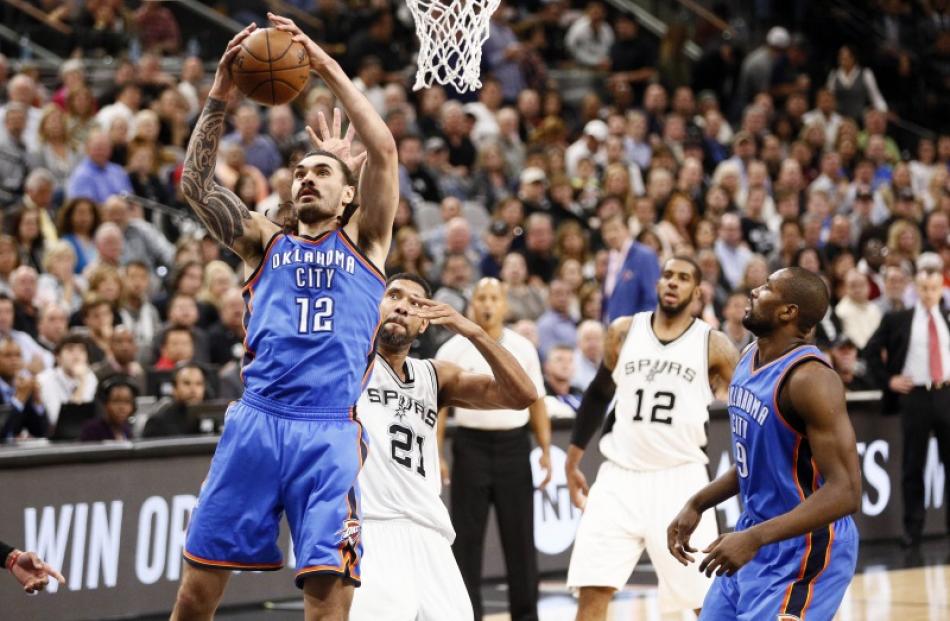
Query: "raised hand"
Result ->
[[306, 108, 367, 175], [407, 296, 481, 338], [209, 23, 258, 99], [268, 12, 332, 72], [9, 551, 65, 594]]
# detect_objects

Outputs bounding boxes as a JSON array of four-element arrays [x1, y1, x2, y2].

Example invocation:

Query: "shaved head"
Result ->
[[774, 267, 830, 331]]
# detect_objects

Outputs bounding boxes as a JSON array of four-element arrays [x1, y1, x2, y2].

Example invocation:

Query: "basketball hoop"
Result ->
[[406, 0, 502, 93]]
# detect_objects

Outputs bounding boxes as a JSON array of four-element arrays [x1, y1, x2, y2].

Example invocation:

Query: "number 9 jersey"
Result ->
[[604, 311, 714, 470], [242, 231, 386, 409]]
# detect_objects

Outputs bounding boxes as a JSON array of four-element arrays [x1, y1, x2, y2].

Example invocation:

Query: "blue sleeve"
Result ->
[[635, 247, 660, 313], [66, 170, 91, 201]]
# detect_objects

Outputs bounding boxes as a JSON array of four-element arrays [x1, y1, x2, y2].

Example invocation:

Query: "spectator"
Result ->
[[517, 167, 553, 219], [483, 2, 527, 102], [0, 103, 30, 205], [88, 222, 124, 272], [77, 293, 114, 364], [387, 227, 434, 280], [543, 344, 584, 417], [501, 252, 546, 323], [57, 198, 101, 274], [802, 89, 844, 150], [826, 45, 888, 121], [155, 293, 210, 362], [398, 134, 442, 204], [835, 269, 883, 349], [571, 319, 604, 391], [207, 288, 244, 367], [440, 101, 477, 174], [15, 169, 58, 246], [721, 290, 754, 350], [0, 336, 47, 441], [153, 325, 195, 371], [566, 120, 608, 177], [0, 294, 46, 372], [142, 363, 207, 438], [92, 325, 144, 392], [37, 331, 97, 428], [537, 279, 578, 359], [223, 104, 282, 179], [875, 264, 912, 314], [65, 131, 133, 203], [522, 213, 559, 283], [0, 75, 41, 150], [10, 266, 39, 339], [33, 106, 80, 190], [827, 336, 874, 391], [714, 213, 753, 290], [479, 220, 512, 279], [736, 27, 789, 111], [345, 9, 407, 77], [94, 84, 140, 142], [35, 302, 68, 355], [602, 214, 661, 322], [658, 22, 691, 90], [608, 15, 657, 100], [6, 208, 45, 272], [133, 1, 181, 55], [79, 374, 138, 442], [565, 1, 614, 69], [100, 195, 174, 270]]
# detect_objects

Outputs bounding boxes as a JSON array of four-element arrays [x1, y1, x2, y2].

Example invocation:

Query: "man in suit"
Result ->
[[865, 260, 950, 547], [0, 336, 47, 441]]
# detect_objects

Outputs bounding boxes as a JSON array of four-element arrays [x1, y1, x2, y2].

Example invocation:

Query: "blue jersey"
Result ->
[[240, 230, 385, 410], [727, 343, 853, 533]]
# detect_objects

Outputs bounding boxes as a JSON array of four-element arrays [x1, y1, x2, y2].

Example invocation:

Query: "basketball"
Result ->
[[231, 28, 310, 106]]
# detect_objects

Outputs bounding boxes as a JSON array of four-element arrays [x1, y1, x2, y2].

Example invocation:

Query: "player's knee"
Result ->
[[173, 574, 224, 618]]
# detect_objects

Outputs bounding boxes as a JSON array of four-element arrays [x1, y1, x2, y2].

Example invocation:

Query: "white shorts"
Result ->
[[349, 519, 473, 621], [566, 460, 719, 613]]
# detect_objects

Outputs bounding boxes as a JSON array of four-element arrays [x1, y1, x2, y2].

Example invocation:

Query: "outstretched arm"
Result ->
[[565, 316, 630, 508], [270, 13, 398, 266], [697, 362, 861, 577], [412, 297, 538, 410], [180, 24, 276, 265]]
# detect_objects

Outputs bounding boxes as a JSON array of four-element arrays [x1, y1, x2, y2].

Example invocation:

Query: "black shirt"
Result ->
[[142, 400, 200, 438]]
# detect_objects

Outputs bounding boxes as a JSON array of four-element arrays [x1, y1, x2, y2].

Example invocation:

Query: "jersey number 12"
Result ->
[[631, 389, 675, 424], [296, 297, 334, 333]]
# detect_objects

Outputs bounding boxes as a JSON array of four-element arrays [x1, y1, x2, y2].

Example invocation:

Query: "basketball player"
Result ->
[[668, 267, 861, 620], [170, 14, 398, 621], [566, 256, 740, 620], [350, 273, 538, 620]]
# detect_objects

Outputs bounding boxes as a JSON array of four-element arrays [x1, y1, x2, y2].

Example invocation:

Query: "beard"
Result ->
[[741, 310, 773, 336], [296, 202, 333, 225], [658, 296, 693, 318], [377, 321, 418, 349]]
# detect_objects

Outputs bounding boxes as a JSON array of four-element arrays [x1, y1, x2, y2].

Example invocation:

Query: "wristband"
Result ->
[[6, 550, 21, 572]]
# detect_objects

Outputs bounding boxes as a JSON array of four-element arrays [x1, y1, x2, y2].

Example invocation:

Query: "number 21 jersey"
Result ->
[[357, 355, 455, 542], [605, 312, 713, 470], [241, 231, 385, 410]]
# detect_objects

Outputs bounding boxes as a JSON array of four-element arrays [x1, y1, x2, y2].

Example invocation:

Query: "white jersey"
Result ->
[[358, 354, 455, 542], [602, 312, 714, 470]]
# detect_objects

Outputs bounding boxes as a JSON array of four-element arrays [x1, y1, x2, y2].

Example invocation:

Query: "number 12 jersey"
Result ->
[[604, 312, 714, 470]]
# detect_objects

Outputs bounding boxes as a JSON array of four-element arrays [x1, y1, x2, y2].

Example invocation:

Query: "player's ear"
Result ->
[[780, 303, 799, 324], [342, 184, 356, 205]]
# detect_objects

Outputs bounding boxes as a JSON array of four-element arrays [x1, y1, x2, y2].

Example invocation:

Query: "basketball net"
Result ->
[[407, 0, 501, 93]]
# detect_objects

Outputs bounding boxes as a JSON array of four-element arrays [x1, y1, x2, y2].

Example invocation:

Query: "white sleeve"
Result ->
[[863, 68, 888, 112]]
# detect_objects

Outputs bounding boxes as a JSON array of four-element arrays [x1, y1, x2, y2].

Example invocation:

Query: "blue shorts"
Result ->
[[700, 518, 858, 621], [183, 391, 368, 588]]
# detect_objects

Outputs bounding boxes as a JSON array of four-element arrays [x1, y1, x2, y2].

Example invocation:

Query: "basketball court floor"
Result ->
[[148, 538, 949, 620]]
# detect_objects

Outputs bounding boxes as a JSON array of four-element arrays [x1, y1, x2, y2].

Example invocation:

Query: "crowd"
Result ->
[[0, 0, 948, 443]]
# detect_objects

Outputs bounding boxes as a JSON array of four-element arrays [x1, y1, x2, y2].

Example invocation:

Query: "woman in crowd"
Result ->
[[32, 105, 80, 188], [826, 45, 888, 121], [470, 140, 514, 211], [37, 240, 86, 313], [655, 192, 698, 259], [80, 375, 138, 442], [65, 86, 97, 144], [57, 197, 101, 274], [386, 227, 433, 280], [196, 260, 237, 327], [886, 219, 923, 270], [6, 209, 45, 273], [501, 252, 546, 322]]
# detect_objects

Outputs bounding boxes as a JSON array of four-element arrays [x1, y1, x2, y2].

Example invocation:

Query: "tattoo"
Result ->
[[180, 97, 251, 248]]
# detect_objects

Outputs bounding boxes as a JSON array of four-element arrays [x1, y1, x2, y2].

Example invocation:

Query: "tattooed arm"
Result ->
[[180, 24, 278, 267]]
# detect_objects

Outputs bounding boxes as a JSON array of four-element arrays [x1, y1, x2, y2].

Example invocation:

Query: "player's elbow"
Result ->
[[839, 473, 862, 516], [516, 387, 539, 410]]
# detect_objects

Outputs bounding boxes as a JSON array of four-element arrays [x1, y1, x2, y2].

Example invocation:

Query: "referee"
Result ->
[[436, 277, 552, 621]]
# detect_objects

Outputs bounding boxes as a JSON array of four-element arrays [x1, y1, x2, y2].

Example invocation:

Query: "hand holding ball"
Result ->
[[231, 28, 310, 106]]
